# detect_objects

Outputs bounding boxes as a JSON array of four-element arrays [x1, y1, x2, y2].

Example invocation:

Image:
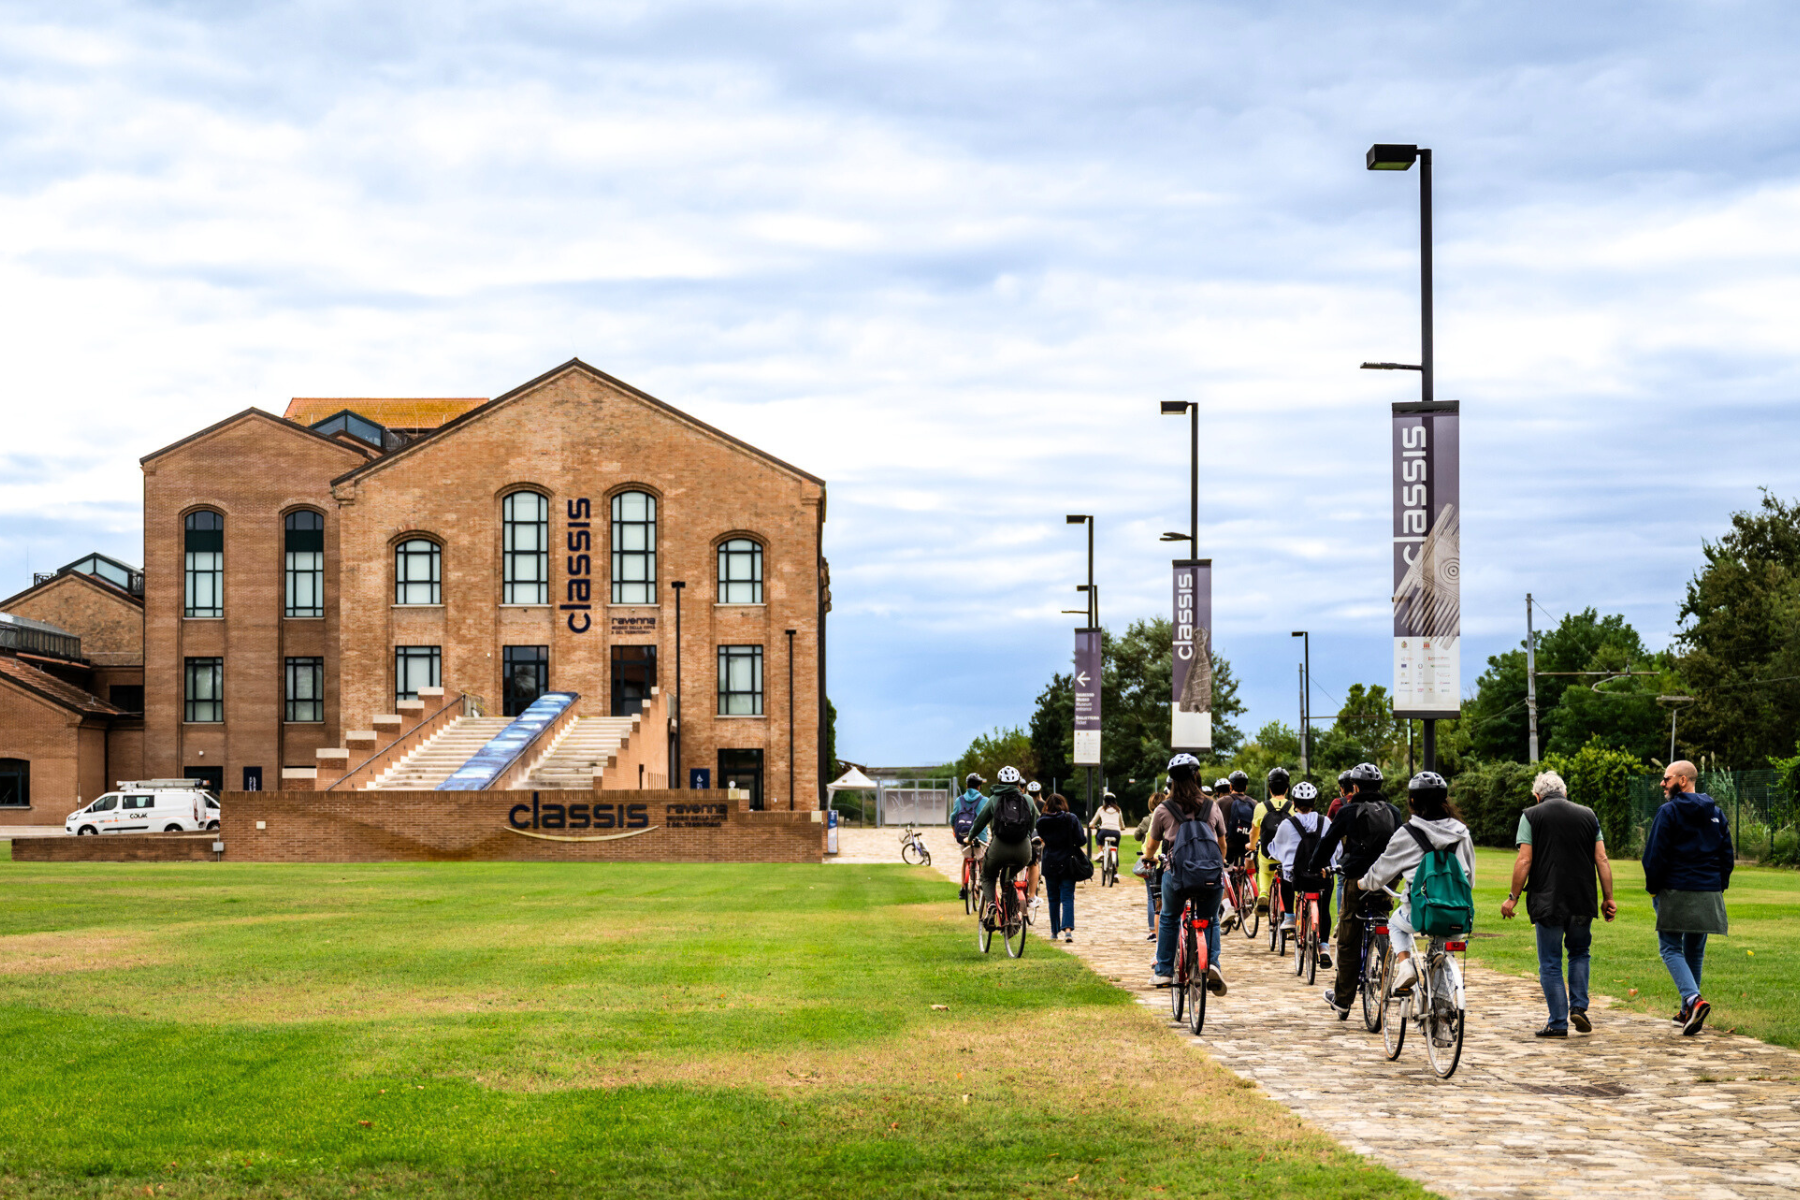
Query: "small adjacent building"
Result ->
[[0, 359, 829, 824]]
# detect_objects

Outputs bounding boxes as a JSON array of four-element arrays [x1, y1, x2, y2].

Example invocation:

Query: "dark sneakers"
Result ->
[[1322, 989, 1350, 1019], [1535, 1025, 1569, 1038], [1682, 998, 1712, 1036], [1570, 1008, 1591, 1033]]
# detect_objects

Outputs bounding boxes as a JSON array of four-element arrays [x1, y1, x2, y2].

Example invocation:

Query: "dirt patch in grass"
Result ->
[[0, 930, 165, 976]]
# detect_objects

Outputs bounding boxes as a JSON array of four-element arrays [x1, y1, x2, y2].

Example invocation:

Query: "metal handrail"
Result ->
[[326, 689, 468, 791]]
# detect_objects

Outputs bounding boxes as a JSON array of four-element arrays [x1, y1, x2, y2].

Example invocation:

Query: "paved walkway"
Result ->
[[835, 826, 1800, 1199]]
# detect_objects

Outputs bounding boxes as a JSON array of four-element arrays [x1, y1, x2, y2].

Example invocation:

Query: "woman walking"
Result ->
[[1037, 793, 1086, 943]]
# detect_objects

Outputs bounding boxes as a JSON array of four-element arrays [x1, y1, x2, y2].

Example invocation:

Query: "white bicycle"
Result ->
[[1378, 886, 1468, 1079]]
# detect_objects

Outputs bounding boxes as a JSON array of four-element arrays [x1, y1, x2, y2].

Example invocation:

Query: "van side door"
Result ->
[[116, 794, 154, 832]]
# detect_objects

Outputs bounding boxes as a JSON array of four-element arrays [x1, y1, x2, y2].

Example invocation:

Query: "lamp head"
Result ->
[[1159, 401, 1190, 415], [1366, 143, 1419, 171], [1065, 514, 1090, 525], [1160, 532, 1189, 543], [1291, 631, 1305, 638]]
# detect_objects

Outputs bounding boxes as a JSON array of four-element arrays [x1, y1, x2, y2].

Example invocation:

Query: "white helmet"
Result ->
[[1292, 781, 1318, 801], [997, 765, 1022, 784], [1026, 780, 1041, 794], [1167, 752, 1201, 771]]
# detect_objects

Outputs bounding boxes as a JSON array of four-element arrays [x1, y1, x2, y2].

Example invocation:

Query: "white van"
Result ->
[[66, 782, 219, 835]]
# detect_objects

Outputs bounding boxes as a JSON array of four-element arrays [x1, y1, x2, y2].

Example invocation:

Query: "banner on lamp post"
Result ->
[[1073, 628, 1102, 765], [1171, 559, 1212, 750], [1391, 401, 1461, 719]]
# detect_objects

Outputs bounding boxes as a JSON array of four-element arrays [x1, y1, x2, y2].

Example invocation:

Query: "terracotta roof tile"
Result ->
[[0, 654, 124, 716], [283, 398, 487, 429]]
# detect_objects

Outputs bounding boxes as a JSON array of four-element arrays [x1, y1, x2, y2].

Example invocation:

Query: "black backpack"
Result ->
[[992, 789, 1034, 843], [1286, 813, 1326, 883], [1165, 800, 1224, 890], [1346, 799, 1399, 861], [1258, 799, 1294, 856]]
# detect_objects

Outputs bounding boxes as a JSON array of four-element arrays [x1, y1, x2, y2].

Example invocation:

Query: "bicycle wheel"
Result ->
[[963, 862, 976, 915], [1293, 911, 1306, 976], [1003, 894, 1027, 958], [1305, 928, 1318, 985], [1382, 990, 1408, 1060], [1425, 959, 1466, 1079], [902, 841, 924, 865], [1267, 894, 1281, 954], [1186, 927, 1207, 1035], [977, 902, 994, 954], [1360, 934, 1384, 1032], [1170, 926, 1187, 1022]]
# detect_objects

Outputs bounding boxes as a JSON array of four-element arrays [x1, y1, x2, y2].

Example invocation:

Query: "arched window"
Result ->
[[284, 511, 324, 617], [717, 538, 763, 604], [395, 538, 441, 605], [611, 491, 656, 604], [502, 492, 548, 604], [184, 511, 223, 618]]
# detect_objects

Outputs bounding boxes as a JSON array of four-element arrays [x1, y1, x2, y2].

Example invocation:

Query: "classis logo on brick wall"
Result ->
[[561, 498, 594, 633], [506, 792, 659, 842]]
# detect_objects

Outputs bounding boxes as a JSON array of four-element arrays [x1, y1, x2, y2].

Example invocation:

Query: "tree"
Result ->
[[1677, 491, 1800, 767], [1028, 673, 1073, 787], [1314, 683, 1401, 774], [824, 697, 839, 782], [951, 726, 1036, 785], [1227, 720, 1301, 792]]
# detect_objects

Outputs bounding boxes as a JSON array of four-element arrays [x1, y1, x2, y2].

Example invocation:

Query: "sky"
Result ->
[[5, 1, 1800, 766]]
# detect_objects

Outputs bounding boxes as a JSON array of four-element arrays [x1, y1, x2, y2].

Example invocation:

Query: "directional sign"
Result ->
[[1073, 628, 1102, 766]]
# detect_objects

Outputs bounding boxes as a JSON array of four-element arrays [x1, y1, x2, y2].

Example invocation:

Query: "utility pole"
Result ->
[[1525, 594, 1540, 763], [1297, 663, 1308, 776]]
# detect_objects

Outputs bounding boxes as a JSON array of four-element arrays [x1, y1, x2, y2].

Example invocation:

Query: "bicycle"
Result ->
[[1266, 865, 1289, 956], [977, 864, 1029, 958], [958, 840, 984, 915], [1353, 889, 1394, 1031], [1096, 835, 1119, 887], [1168, 898, 1212, 1035], [1376, 888, 1468, 1078], [1227, 851, 1260, 940], [899, 823, 931, 866], [1291, 869, 1332, 984]]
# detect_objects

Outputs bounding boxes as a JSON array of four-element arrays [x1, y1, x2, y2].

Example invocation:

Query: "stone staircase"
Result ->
[[521, 716, 641, 789], [368, 716, 513, 790]]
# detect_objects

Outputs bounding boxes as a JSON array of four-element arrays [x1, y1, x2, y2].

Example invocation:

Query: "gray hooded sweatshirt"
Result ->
[[1358, 815, 1475, 895]]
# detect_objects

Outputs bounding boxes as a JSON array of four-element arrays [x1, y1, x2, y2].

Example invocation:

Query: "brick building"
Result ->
[[0, 359, 829, 824]]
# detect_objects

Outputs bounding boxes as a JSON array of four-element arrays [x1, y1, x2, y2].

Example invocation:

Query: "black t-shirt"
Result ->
[[1523, 796, 1601, 925]]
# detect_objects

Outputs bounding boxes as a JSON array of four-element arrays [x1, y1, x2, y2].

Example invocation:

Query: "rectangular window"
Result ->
[[285, 512, 324, 617], [502, 645, 549, 717], [611, 491, 657, 604], [611, 644, 657, 717], [503, 492, 548, 604], [718, 748, 765, 811], [718, 645, 763, 716], [285, 657, 324, 722], [108, 685, 145, 713], [184, 657, 223, 723], [394, 646, 441, 704], [184, 513, 223, 617], [0, 759, 28, 809], [718, 538, 763, 604], [395, 538, 441, 605]]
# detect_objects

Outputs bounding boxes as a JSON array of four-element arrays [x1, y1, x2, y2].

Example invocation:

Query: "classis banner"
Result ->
[[1171, 559, 1212, 750], [1391, 401, 1461, 719]]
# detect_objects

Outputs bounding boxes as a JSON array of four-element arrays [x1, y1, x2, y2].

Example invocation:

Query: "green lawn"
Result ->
[[0, 856, 1428, 1200], [1465, 847, 1800, 1046]]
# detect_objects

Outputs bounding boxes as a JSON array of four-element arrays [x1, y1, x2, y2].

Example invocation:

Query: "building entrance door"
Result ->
[[719, 748, 764, 810], [611, 645, 656, 716], [184, 766, 224, 796], [503, 645, 548, 717]]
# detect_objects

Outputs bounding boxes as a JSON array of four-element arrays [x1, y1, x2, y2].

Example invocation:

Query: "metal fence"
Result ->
[[831, 777, 956, 827], [1626, 768, 1800, 865]]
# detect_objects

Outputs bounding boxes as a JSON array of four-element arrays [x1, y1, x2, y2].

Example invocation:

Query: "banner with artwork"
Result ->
[[1392, 401, 1460, 719], [1171, 559, 1212, 750]]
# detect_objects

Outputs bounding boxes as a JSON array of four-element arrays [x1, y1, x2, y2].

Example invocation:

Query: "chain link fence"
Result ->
[[1626, 768, 1800, 865]]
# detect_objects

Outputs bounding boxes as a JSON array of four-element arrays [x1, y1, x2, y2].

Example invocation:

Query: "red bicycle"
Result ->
[[1292, 873, 1328, 984], [959, 842, 985, 915], [1169, 899, 1212, 1035], [1266, 868, 1289, 956], [977, 863, 1028, 958], [1226, 852, 1260, 939]]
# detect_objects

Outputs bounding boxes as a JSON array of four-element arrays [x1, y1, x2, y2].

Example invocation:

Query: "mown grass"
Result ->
[[1464, 846, 1800, 1046], [0, 858, 1428, 1199]]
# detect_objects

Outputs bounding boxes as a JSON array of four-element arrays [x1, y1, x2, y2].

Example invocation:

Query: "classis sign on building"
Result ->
[[1171, 559, 1212, 751], [1391, 401, 1460, 719]]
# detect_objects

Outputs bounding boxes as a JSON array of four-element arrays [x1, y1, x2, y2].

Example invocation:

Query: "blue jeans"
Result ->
[[1045, 875, 1075, 934], [1144, 874, 1159, 932], [1534, 918, 1592, 1031], [1154, 877, 1222, 977], [1653, 895, 1708, 1003]]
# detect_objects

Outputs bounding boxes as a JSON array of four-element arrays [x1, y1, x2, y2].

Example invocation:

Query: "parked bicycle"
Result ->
[[1168, 898, 1212, 1035], [977, 864, 1029, 958], [899, 823, 932, 866], [1378, 888, 1468, 1078], [1227, 852, 1260, 939]]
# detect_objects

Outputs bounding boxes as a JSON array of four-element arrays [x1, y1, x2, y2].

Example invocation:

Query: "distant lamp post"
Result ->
[[1290, 631, 1310, 775], [1066, 515, 1095, 626], [671, 580, 685, 788], [1159, 401, 1198, 551]]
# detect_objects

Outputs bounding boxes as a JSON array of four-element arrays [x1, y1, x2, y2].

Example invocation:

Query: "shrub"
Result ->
[[1447, 760, 1537, 847]]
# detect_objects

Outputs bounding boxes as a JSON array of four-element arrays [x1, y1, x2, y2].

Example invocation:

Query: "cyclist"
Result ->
[[1089, 791, 1124, 871], [1147, 753, 1227, 993], [1250, 770, 1295, 913], [1357, 771, 1474, 996], [1229, 772, 1266, 866], [1270, 780, 1332, 968], [966, 766, 1042, 923], [1134, 792, 1163, 940], [1313, 762, 1403, 1015], [953, 773, 986, 831], [1327, 769, 1355, 820]]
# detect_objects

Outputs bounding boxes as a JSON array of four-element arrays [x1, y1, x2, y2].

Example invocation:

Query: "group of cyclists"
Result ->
[[948, 750, 1477, 1065]]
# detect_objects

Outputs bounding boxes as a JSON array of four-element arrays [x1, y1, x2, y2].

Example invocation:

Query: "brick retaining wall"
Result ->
[[13, 834, 218, 862]]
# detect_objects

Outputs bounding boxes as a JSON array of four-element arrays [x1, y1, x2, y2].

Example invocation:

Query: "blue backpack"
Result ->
[[1165, 800, 1224, 890]]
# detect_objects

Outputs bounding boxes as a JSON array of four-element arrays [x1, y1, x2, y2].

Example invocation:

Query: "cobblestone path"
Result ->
[[834, 827, 1800, 1199]]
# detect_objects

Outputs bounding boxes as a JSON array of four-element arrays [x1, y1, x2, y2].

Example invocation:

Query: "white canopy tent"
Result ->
[[826, 766, 880, 796]]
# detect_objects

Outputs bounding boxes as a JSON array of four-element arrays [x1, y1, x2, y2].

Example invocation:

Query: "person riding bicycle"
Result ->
[[1269, 780, 1333, 968], [1357, 770, 1475, 996], [1089, 790, 1124, 857], [1313, 762, 1403, 1016], [953, 773, 986, 843], [1327, 769, 1355, 820], [966, 766, 1042, 924], [1250, 770, 1295, 913], [1147, 753, 1229, 994], [1228, 772, 1267, 865]]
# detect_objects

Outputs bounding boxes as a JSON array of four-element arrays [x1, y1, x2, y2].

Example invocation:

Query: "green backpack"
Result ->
[[1402, 825, 1475, 936]]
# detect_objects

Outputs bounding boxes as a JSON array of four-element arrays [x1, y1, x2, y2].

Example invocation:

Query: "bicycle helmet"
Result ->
[[1214, 777, 1231, 792], [1407, 771, 1449, 807], [1167, 752, 1201, 771], [1201, 784, 1214, 796], [1228, 770, 1249, 790], [1337, 769, 1354, 792], [965, 771, 986, 787], [1291, 780, 1319, 802], [1266, 766, 1290, 793], [1026, 780, 1042, 794], [1349, 762, 1384, 785], [997, 765, 1022, 784]]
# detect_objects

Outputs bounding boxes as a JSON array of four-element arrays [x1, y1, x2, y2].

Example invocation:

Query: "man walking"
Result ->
[[1641, 760, 1734, 1035], [1501, 770, 1617, 1037]]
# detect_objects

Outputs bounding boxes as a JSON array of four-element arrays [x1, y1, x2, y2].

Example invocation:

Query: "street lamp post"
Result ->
[[1066, 514, 1096, 814], [1365, 140, 1439, 772], [1158, 400, 1198, 551], [671, 580, 685, 788], [1290, 630, 1310, 775]]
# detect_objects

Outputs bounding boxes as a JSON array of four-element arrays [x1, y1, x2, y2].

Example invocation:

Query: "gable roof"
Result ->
[[140, 408, 376, 467], [285, 398, 486, 429], [0, 654, 124, 717], [0, 562, 144, 613], [330, 359, 826, 489]]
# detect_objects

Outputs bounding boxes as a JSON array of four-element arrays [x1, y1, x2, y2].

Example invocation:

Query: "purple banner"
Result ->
[[1171, 559, 1212, 750], [1073, 628, 1101, 765], [1391, 401, 1461, 719]]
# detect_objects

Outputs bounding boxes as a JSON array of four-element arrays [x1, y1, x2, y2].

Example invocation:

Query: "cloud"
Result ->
[[2, 1, 1799, 762]]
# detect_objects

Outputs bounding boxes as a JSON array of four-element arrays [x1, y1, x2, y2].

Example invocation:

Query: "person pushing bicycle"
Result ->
[[966, 766, 1041, 921]]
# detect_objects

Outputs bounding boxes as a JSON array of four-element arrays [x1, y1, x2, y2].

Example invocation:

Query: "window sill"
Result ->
[[182, 616, 224, 621], [282, 721, 326, 726], [714, 603, 766, 609], [181, 722, 225, 727], [607, 603, 661, 610], [392, 604, 444, 610], [715, 713, 768, 720], [498, 605, 551, 611], [283, 615, 325, 621]]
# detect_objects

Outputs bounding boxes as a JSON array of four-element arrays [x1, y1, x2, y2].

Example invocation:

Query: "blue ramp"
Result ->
[[437, 692, 579, 790]]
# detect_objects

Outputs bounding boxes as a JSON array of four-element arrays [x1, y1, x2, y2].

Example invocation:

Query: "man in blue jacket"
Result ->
[[1641, 760, 1734, 1035]]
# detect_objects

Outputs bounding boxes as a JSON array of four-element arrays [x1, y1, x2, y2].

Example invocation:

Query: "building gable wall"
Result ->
[[3, 573, 143, 666]]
